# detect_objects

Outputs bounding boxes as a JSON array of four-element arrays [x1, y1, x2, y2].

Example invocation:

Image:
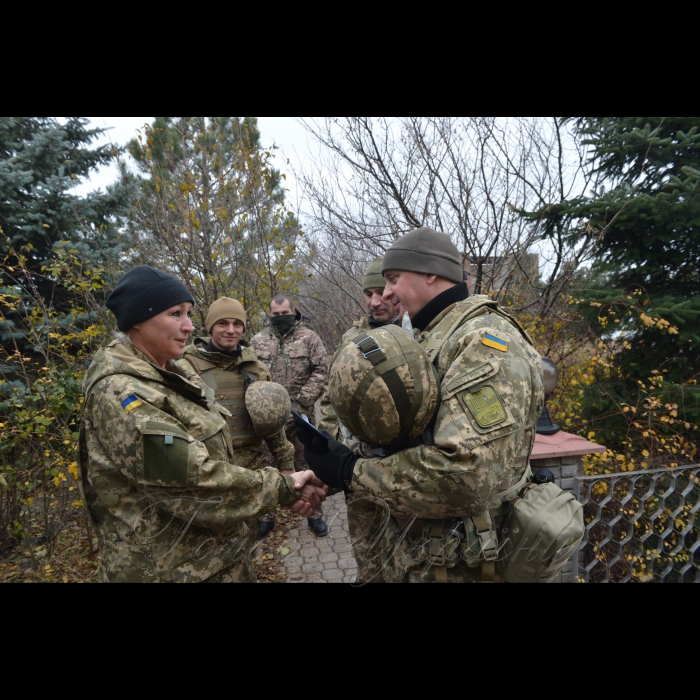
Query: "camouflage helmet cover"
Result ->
[[245, 382, 292, 437], [328, 325, 439, 446]]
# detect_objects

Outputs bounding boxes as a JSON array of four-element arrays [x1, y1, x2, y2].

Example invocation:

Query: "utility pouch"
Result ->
[[498, 482, 585, 584]]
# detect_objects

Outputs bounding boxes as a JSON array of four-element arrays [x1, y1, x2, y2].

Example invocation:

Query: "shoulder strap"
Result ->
[[184, 353, 218, 375], [350, 332, 414, 421], [240, 368, 255, 388], [424, 298, 499, 376], [495, 306, 537, 348], [201, 369, 218, 392]]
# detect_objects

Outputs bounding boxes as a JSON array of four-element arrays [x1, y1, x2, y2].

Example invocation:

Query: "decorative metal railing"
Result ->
[[574, 466, 700, 583]]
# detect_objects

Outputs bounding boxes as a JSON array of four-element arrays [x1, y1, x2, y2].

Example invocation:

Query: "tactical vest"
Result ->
[[185, 354, 262, 449]]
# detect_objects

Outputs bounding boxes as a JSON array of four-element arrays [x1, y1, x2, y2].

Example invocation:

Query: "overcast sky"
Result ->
[[77, 117, 311, 197]]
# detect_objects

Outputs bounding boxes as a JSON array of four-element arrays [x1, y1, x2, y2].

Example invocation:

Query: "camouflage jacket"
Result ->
[[177, 338, 295, 472], [350, 296, 545, 521], [78, 340, 301, 583], [318, 314, 398, 441], [251, 313, 328, 416]]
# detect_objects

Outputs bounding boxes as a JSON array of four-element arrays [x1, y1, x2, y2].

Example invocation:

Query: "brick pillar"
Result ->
[[530, 432, 606, 584]]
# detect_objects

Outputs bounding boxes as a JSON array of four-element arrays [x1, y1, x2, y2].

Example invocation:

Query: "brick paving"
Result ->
[[279, 493, 359, 584]]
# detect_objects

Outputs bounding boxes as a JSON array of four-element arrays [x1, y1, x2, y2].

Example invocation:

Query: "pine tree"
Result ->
[[0, 117, 131, 303], [527, 117, 700, 446], [562, 117, 700, 293]]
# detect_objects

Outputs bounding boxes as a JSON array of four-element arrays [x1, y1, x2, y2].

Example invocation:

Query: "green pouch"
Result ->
[[498, 483, 584, 584], [140, 421, 194, 484]]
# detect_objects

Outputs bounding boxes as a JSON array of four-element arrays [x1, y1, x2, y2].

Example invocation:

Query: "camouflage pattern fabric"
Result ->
[[261, 423, 325, 523], [327, 325, 439, 447], [178, 338, 294, 473], [318, 316, 370, 440], [318, 314, 398, 441], [251, 315, 328, 421], [253, 317, 328, 522], [346, 296, 545, 584], [245, 382, 292, 437], [78, 340, 302, 584], [346, 495, 482, 584]]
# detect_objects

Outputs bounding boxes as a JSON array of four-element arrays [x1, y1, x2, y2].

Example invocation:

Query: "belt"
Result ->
[[392, 517, 462, 568], [393, 515, 426, 537]]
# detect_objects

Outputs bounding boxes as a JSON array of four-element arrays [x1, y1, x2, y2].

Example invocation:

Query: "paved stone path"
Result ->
[[279, 494, 359, 584]]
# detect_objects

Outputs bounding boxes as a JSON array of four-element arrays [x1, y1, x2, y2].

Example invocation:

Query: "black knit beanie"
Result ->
[[382, 227, 464, 284], [106, 266, 195, 332]]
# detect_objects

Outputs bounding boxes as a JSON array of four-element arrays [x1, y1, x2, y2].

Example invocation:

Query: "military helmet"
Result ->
[[245, 382, 291, 437], [328, 325, 439, 446]]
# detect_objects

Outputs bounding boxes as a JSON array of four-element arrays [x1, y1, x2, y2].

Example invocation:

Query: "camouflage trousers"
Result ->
[[262, 425, 323, 523], [204, 559, 257, 584], [347, 496, 482, 584], [97, 553, 257, 584]]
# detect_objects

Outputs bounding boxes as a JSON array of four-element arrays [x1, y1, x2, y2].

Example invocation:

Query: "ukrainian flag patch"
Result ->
[[122, 395, 143, 414], [483, 334, 509, 353]]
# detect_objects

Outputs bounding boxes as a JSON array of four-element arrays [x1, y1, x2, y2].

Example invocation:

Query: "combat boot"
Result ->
[[259, 520, 276, 540], [309, 519, 328, 538]]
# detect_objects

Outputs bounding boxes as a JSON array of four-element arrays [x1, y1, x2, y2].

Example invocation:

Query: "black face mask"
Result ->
[[271, 314, 296, 336]]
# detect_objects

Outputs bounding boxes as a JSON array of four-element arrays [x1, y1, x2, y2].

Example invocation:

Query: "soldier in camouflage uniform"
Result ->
[[178, 298, 296, 475], [318, 257, 401, 440], [78, 267, 327, 583], [298, 229, 544, 584], [178, 298, 298, 541], [252, 295, 330, 538]]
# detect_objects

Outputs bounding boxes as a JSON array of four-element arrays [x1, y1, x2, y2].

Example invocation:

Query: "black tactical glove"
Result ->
[[294, 427, 358, 493]]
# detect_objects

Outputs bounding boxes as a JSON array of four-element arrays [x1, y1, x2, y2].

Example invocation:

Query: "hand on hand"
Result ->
[[289, 470, 329, 517], [290, 500, 316, 518]]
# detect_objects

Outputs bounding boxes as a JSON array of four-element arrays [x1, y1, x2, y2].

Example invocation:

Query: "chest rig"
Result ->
[[186, 354, 262, 449]]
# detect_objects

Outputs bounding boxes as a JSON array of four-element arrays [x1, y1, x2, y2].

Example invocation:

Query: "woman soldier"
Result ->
[[78, 266, 327, 583]]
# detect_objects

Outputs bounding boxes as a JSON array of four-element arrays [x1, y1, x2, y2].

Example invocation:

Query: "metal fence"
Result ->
[[574, 466, 700, 583]]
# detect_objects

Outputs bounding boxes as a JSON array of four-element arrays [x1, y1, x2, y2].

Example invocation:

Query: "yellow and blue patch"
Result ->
[[122, 395, 143, 415], [482, 333, 509, 353]]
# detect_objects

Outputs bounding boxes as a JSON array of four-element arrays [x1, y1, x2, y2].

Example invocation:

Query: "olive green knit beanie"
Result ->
[[206, 298, 247, 333], [382, 228, 464, 284], [363, 257, 386, 291]]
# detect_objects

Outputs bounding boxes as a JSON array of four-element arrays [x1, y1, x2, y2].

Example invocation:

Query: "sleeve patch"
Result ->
[[462, 386, 508, 429], [122, 395, 143, 414], [143, 434, 190, 483], [483, 334, 509, 353]]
